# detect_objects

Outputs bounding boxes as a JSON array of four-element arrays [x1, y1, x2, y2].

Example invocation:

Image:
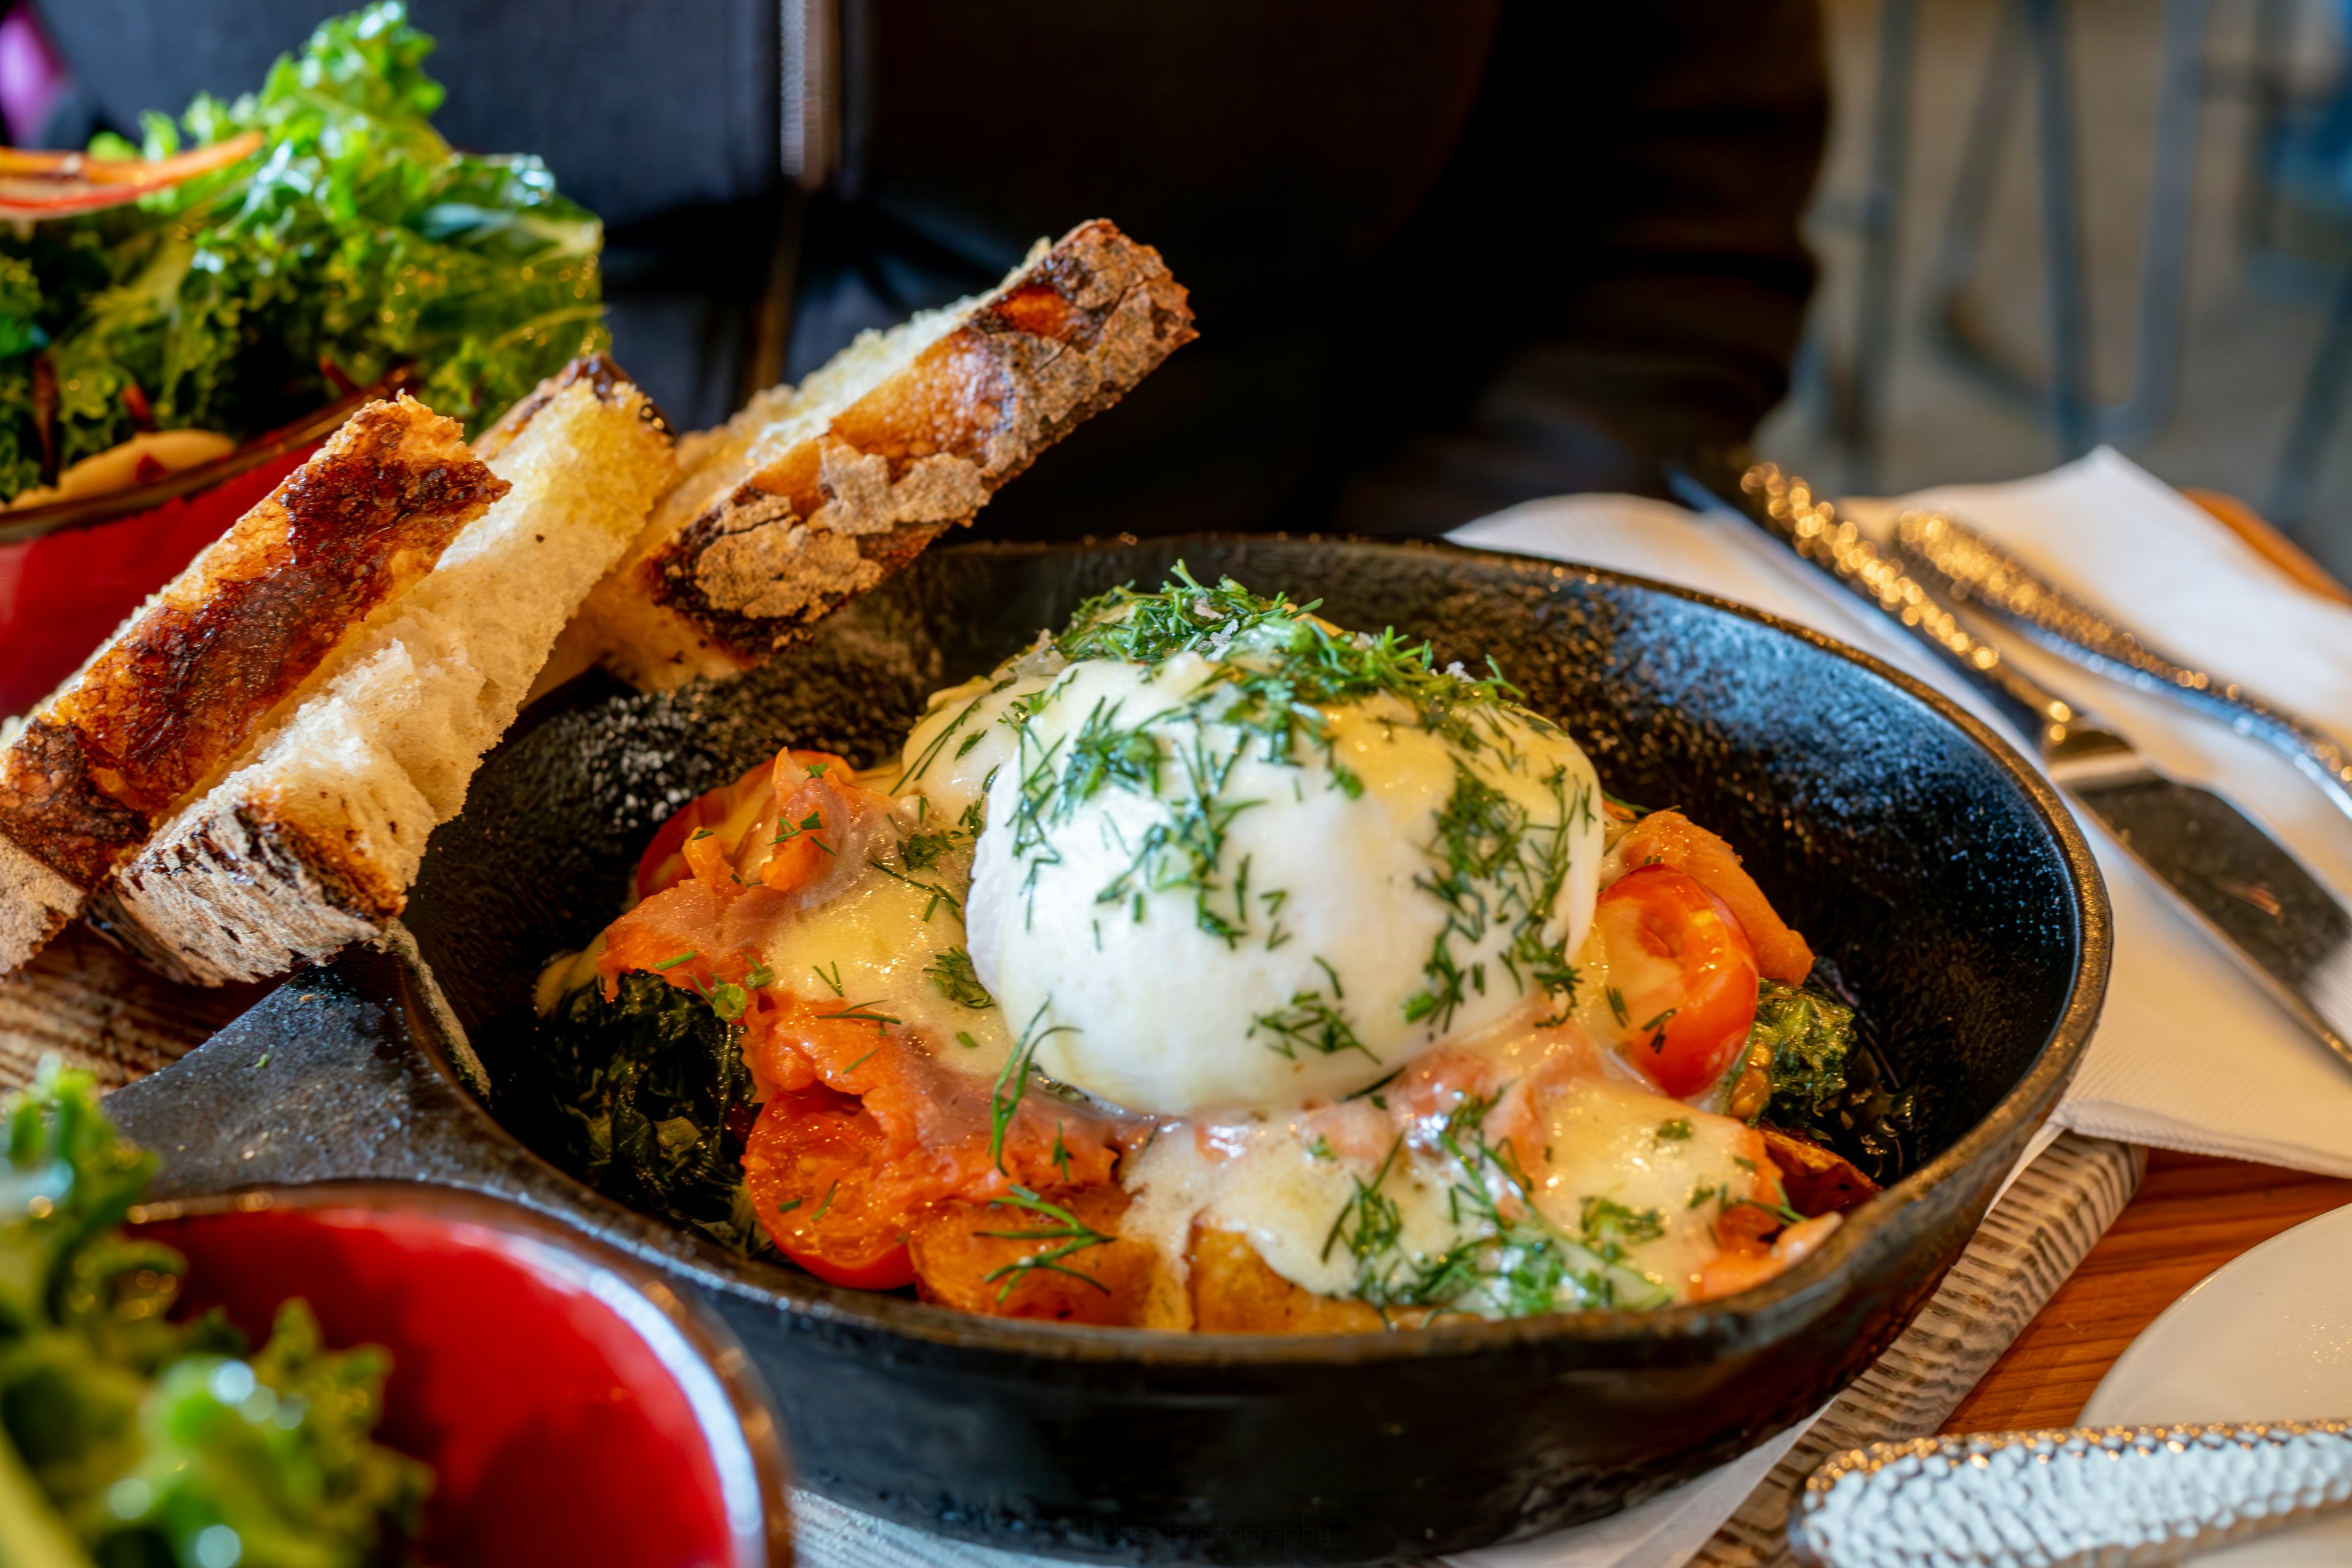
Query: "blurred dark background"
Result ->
[[16, 0, 2352, 571], [17, 0, 1825, 540]]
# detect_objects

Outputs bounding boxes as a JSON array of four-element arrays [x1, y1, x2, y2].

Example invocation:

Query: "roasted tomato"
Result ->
[[1615, 810, 1814, 984], [1592, 864, 1762, 1097], [633, 759, 774, 903], [742, 1084, 920, 1289], [633, 748, 861, 904]]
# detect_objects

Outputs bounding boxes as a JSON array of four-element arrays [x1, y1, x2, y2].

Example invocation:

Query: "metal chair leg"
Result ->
[[1927, 0, 2208, 458], [2264, 262, 2352, 532], [1844, 0, 1920, 493]]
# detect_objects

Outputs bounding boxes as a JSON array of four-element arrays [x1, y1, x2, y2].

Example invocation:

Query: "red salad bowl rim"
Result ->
[[124, 1179, 794, 1568]]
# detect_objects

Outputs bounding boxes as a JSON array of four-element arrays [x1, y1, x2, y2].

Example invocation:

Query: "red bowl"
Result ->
[[127, 1183, 792, 1568]]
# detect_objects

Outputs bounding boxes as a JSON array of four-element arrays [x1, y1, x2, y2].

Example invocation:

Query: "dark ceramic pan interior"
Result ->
[[108, 536, 2108, 1565]]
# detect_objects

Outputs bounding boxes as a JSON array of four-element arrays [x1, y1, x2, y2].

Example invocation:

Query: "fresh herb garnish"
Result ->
[[989, 1003, 1076, 1174], [816, 1001, 902, 1033], [924, 946, 995, 1010], [1248, 990, 1376, 1062], [978, 1187, 1113, 1301], [867, 855, 965, 921]]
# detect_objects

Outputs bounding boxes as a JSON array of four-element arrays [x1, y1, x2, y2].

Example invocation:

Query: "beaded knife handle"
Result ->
[[1789, 1419, 2352, 1568], [1893, 507, 2352, 827]]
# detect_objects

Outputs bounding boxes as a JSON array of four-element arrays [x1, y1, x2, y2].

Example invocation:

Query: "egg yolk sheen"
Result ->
[[894, 574, 1605, 1118]]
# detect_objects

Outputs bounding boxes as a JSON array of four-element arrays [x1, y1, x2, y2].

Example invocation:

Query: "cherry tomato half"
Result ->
[[1592, 864, 1762, 1098], [633, 759, 775, 903], [742, 1084, 919, 1290]]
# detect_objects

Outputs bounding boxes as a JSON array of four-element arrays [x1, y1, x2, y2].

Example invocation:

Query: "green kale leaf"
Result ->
[[537, 972, 771, 1257], [0, 1, 603, 497], [1750, 979, 1856, 1132]]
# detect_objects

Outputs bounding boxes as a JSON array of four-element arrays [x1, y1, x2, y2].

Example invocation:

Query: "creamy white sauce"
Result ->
[[1115, 1008, 1771, 1314]]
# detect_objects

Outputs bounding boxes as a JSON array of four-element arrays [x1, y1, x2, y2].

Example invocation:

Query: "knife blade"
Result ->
[[1675, 462, 2352, 1076]]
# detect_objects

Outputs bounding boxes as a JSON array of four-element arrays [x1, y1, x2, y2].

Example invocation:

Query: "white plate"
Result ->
[[2079, 1200, 2352, 1566]]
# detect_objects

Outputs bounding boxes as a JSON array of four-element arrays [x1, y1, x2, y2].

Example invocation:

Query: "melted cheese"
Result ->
[[745, 802, 1012, 1077]]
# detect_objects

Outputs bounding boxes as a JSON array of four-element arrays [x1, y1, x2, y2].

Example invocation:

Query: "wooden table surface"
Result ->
[[1942, 1147, 2352, 1433]]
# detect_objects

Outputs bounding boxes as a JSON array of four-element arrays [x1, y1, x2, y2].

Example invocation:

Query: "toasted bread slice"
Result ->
[[99, 358, 677, 984], [559, 218, 1194, 692], [0, 396, 505, 975]]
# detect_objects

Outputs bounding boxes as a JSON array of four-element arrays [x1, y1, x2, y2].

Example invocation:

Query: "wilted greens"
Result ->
[[535, 972, 773, 1259], [0, 1, 603, 500], [1750, 978, 1857, 1133], [0, 1060, 430, 1568]]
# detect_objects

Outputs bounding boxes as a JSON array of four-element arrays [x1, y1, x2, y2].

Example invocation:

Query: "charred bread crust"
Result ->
[[473, 352, 674, 464], [91, 798, 395, 987], [644, 219, 1194, 667], [0, 395, 505, 890]]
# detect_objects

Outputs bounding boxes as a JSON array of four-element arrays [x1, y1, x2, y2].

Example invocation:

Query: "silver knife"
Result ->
[[1789, 1417, 2352, 1568], [1892, 505, 2352, 829], [1701, 463, 2352, 1077]]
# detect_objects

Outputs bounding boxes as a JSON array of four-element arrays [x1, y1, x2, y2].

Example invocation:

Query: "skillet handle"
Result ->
[[104, 938, 563, 1206]]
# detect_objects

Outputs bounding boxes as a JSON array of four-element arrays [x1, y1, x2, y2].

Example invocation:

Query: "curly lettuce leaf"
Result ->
[[0, 1061, 429, 1568], [0, 1, 603, 494]]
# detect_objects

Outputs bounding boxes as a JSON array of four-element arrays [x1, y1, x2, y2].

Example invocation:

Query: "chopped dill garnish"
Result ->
[[925, 946, 995, 1009], [990, 1003, 1076, 1174], [1248, 990, 1376, 1062], [1656, 1118, 1694, 1142], [812, 960, 843, 997], [868, 854, 965, 921], [979, 1186, 1113, 1300], [816, 1001, 902, 1032]]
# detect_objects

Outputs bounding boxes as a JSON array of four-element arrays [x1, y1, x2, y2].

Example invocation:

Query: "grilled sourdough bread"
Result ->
[[0, 396, 505, 975], [98, 357, 677, 985], [556, 217, 1195, 692]]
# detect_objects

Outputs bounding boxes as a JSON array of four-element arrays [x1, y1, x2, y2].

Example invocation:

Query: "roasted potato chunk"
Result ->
[[1760, 1126, 1882, 1216], [908, 1186, 1156, 1325], [1186, 1227, 1390, 1334]]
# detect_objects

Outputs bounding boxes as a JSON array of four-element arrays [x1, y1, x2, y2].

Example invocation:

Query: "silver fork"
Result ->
[[1893, 506, 2352, 831]]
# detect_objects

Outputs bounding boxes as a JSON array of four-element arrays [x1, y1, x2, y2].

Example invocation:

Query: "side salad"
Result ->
[[0, 1061, 429, 1568], [0, 2, 604, 503]]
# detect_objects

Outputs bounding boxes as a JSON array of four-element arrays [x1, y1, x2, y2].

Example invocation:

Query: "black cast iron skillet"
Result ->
[[107, 535, 2109, 1566]]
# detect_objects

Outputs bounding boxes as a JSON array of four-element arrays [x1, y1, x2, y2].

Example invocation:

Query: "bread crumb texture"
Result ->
[[0, 395, 501, 974], [578, 219, 1194, 689], [108, 369, 676, 984]]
